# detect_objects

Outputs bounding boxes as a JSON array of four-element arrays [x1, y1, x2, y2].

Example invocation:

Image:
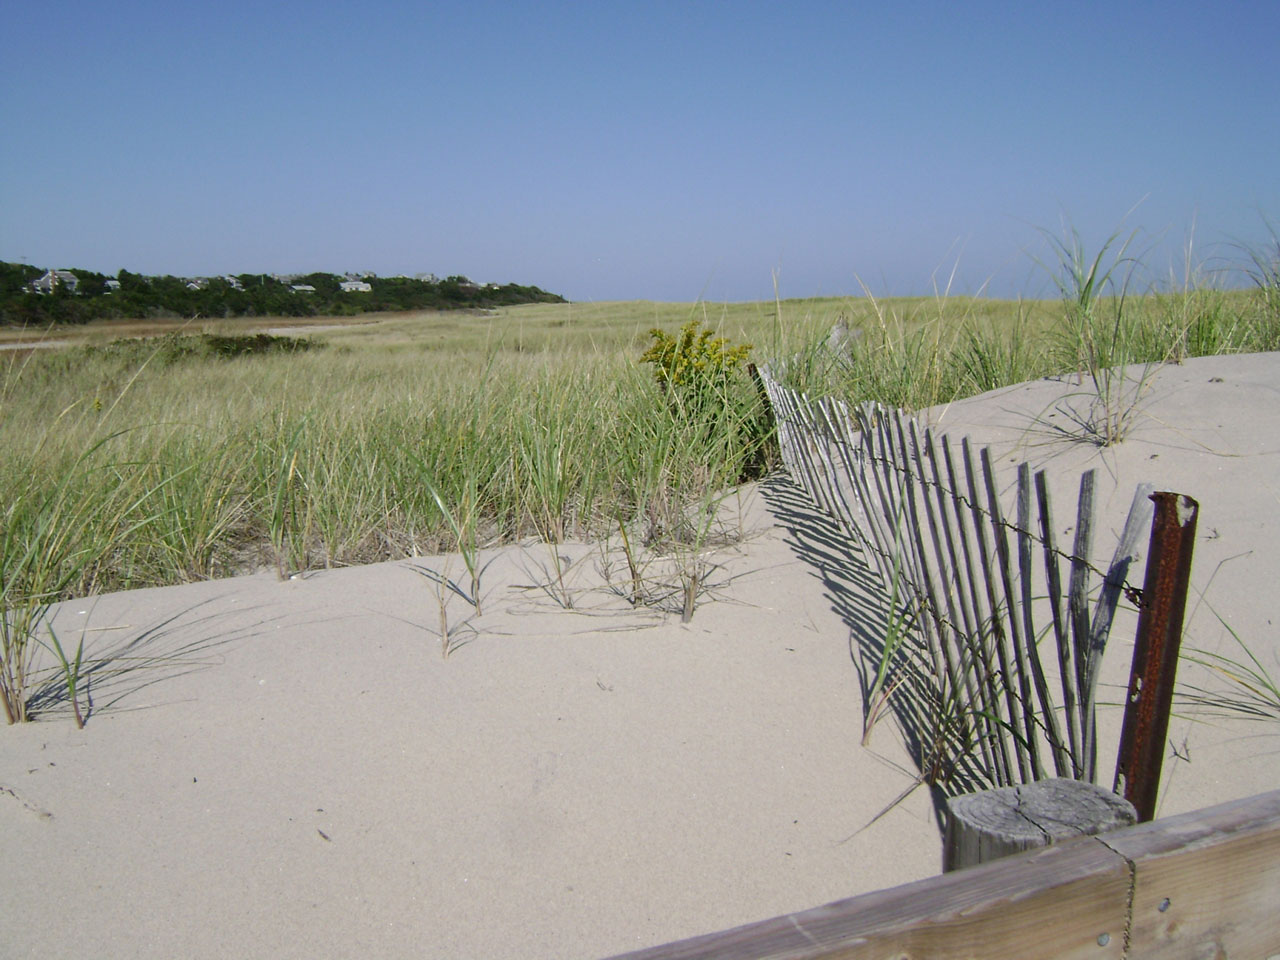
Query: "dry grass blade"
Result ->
[[1180, 608, 1280, 727]]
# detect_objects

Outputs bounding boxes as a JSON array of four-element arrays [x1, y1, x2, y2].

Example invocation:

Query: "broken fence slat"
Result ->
[[1089, 482, 1155, 668]]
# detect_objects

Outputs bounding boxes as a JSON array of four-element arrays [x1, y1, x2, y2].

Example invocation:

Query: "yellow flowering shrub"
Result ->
[[640, 320, 752, 390]]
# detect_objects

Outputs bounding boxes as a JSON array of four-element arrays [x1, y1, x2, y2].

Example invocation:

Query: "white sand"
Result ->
[[3, 353, 1277, 959]]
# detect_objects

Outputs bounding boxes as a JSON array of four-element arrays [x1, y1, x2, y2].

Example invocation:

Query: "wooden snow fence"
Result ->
[[757, 364, 1153, 792]]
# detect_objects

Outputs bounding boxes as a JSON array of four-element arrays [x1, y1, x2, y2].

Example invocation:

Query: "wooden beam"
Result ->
[[603, 790, 1280, 960], [1101, 789, 1280, 959], [605, 838, 1130, 960]]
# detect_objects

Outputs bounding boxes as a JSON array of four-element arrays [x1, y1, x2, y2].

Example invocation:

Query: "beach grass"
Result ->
[[0, 303, 806, 720], [2, 245, 1279, 723], [4, 285, 1277, 594]]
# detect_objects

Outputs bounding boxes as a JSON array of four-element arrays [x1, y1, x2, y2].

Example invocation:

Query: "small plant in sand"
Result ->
[[425, 481, 485, 616], [1036, 218, 1154, 446], [610, 508, 648, 608], [665, 467, 741, 624], [597, 437, 748, 622], [1179, 609, 1280, 729], [402, 435, 489, 617], [619, 464, 745, 623], [45, 625, 86, 728], [515, 545, 594, 611], [414, 562, 477, 659]]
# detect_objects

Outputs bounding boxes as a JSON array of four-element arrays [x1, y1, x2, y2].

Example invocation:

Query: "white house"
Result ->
[[30, 269, 79, 294], [339, 280, 372, 293], [290, 284, 317, 293]]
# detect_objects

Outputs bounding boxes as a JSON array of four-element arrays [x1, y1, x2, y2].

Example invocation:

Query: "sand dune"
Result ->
[[3, 353, 1277, 959]]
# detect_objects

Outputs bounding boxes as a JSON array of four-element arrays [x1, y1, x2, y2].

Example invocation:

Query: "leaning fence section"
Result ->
[[758, 363, 1151, 792]]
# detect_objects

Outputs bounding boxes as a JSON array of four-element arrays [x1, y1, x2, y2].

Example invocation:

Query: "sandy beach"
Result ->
[[3, 352, 1277, 959]]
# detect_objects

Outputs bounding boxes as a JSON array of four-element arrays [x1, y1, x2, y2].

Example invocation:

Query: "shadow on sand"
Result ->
[[25, 595, 285, 724], [760, 474, 993, 832]]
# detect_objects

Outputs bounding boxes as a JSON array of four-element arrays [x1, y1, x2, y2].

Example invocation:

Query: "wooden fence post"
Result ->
[[944, 778, 1137, 872]]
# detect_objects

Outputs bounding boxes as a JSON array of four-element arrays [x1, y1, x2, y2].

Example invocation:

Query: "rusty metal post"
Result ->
[[1114, 492, 1198, 821]]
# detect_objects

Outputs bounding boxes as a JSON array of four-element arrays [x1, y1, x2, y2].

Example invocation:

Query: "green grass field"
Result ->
[[4, 282, 1278, 585]]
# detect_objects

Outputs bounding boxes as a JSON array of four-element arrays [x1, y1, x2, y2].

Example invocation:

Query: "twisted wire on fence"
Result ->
[[759, 362, 1151, 793]]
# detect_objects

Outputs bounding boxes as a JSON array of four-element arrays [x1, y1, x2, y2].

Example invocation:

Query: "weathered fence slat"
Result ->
[[1016, 463, 1070, 778], [962, 437, 1033, 784], [980, 446, 1045, 780], [898, 414, 959, 718], [941, 434, 1014, 785], [1090, 481, 1156, 666], [1035, 471, 1083, 776], [1067, 471, 1099, 780], [924, 434, 999, 779]]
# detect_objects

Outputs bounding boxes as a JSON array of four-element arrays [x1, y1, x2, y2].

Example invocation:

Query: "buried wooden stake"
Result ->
[[944, 777, 1136, 872], [1114, 491, 1199, 822]]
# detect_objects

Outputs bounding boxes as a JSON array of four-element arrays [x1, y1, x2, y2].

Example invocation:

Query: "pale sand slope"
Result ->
[[2, 353, 1277, 959]]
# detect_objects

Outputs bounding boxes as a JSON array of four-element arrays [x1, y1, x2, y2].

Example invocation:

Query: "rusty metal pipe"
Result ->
[[1114, 492, 1198, 821]]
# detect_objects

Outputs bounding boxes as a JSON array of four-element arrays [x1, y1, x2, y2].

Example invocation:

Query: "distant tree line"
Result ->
[[0, 261, 566, 326]]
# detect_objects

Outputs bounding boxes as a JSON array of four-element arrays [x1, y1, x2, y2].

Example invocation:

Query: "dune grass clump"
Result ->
[[1033, 222, 1152, 445], [1181, 616, 1280, 728], [1236, 218, 1280, 320]]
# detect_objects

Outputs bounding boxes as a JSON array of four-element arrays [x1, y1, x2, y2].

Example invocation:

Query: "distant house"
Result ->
[[222, 275, 244, 290], [290, 284, 317, 293], [30, 269, 79, 294], [104, 279, 121, 293], [185, 279, 208, 291], [339, 280, 372, 293]]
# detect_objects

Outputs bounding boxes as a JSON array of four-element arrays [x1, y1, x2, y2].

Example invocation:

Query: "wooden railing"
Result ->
[[603, 789, 1280, 960]]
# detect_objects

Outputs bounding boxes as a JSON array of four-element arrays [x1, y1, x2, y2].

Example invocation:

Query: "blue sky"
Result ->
[[3, 0, 1277, 302]]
